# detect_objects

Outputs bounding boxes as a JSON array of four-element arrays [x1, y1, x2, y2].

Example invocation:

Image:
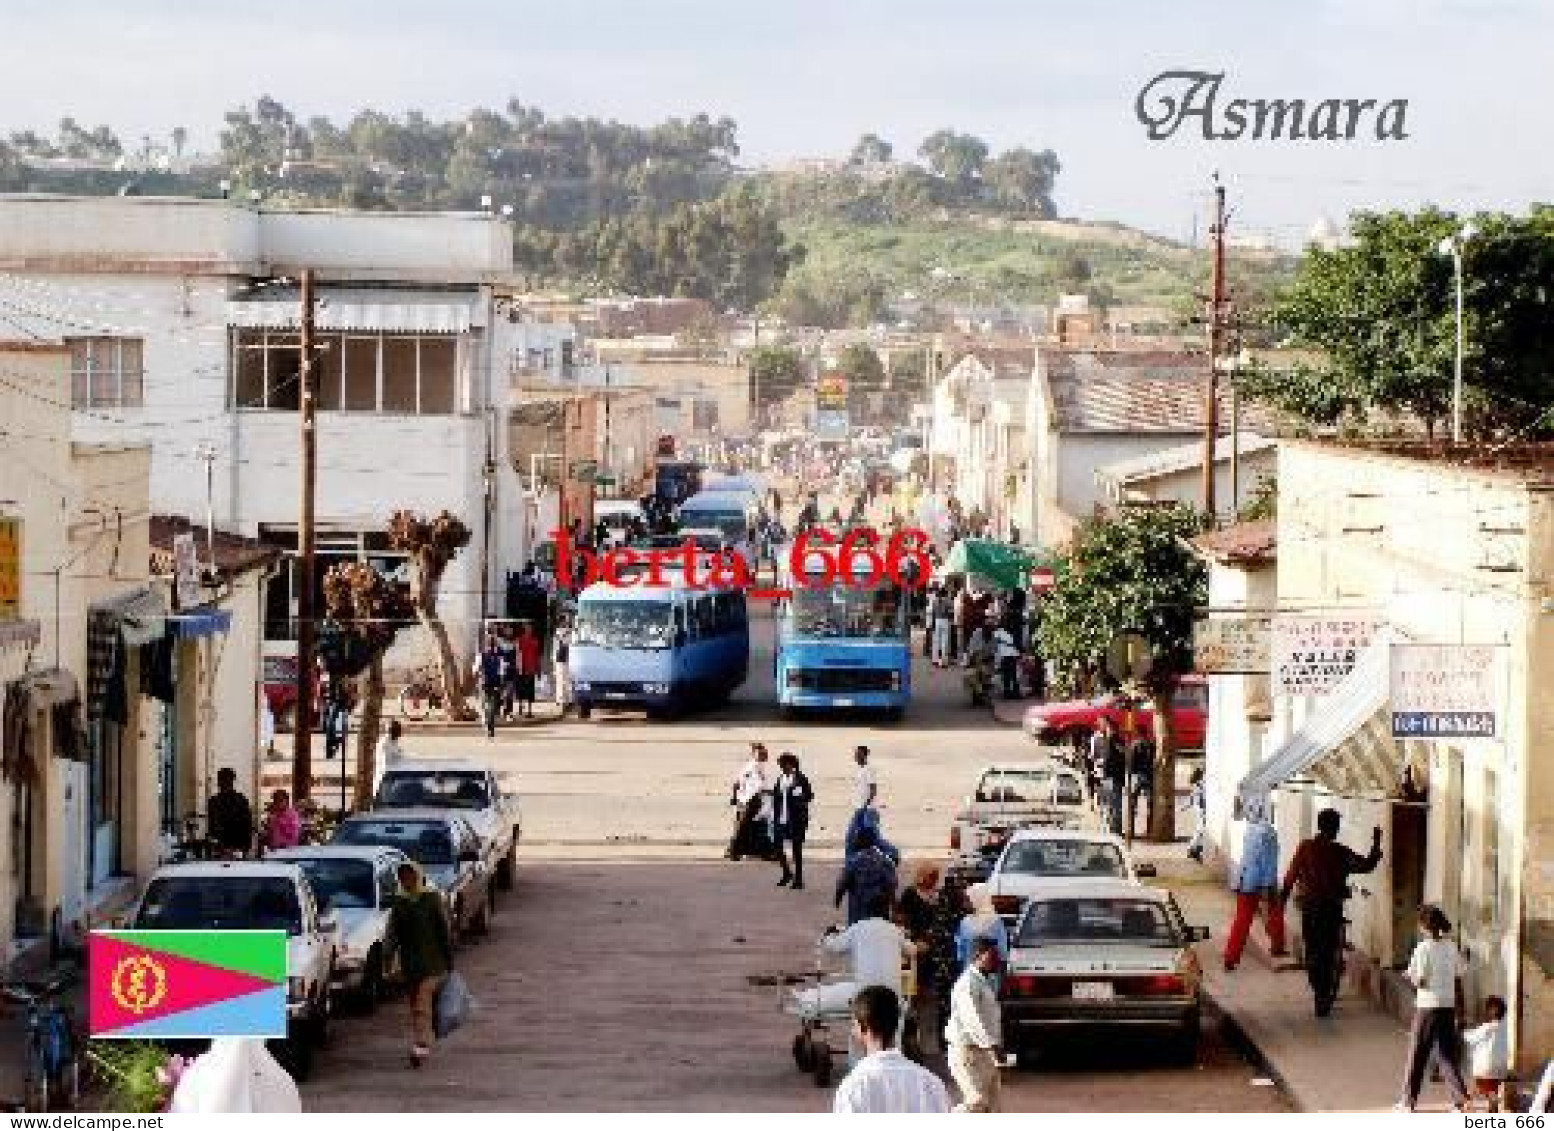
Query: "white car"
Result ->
[[131, 860, 338, 1080], [987, 829, 1156, 928], [375, 759, 523, 889], [1001, 879, 1211, 1063], [267, 844, 409, 1010], [947, 763, 1087, 883]]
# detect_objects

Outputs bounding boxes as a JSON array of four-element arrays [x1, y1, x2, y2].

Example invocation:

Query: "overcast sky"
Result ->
[[4, 0, 1550, 241]]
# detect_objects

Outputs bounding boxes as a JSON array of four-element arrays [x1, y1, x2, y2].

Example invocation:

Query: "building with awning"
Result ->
[[1246, 440, 1552, 1076]]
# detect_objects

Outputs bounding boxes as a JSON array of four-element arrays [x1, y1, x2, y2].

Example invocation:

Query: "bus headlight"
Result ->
[[573, 681, 591, 693]]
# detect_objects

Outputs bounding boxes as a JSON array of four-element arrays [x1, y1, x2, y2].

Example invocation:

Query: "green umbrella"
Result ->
[[942, 539, 1048, 590]]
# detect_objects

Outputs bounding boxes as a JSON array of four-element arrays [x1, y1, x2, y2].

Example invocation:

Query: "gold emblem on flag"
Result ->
[[110, 953, 169, 1015]]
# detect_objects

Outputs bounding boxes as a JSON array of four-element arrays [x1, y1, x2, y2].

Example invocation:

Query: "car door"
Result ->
[[375, 856, 402, 978], [458, 819, 489, 913]]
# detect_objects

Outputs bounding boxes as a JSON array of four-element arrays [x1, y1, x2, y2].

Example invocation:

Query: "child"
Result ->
[[1182, 768, 1207, 863], [1462, 995, 1511, 1112]]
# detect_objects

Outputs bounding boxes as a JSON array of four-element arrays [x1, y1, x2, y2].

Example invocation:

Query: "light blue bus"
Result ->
[[774, 559, 910, 719], [570, 568, 750, 720], [677, 488, 761, 570]]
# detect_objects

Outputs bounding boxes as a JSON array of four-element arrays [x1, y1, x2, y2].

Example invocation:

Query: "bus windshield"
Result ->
[[787, 583, 905, 640], [575, 601, 674, 649], [682, 509, 747, 541]]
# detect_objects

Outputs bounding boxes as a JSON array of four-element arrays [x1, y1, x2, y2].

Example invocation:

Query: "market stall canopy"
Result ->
[[941, 540, 1053, 591]]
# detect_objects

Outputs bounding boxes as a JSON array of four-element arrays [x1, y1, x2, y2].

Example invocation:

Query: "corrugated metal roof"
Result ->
[[227, 298, 477, 334], [1097, 432, 1276, 486]]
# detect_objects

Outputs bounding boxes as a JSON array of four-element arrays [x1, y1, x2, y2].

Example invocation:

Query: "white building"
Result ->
[[0, 195, 524, 665], [926, 352, 1031, 535]]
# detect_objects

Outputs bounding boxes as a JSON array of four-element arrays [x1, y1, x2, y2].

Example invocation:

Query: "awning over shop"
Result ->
[[941, 539, 1053, 591], [94, 587, 168, 648], [167, 608, 232, 639], [1238, 633, 1401, 805], [227, 299, 478, 334], [0, 619, 41, 652]]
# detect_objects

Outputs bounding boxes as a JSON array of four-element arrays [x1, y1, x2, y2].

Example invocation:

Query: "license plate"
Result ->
[[1072, 981, 1114, 1001], [605, 692, 627, 700], [833, 698, 855, 707]]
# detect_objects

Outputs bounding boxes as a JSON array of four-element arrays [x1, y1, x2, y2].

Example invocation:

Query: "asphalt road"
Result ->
[[298, 612, 1290, 1113]]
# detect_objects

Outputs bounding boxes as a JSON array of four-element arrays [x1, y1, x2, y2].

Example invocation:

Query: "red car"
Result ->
[[1021, 679, 1208, 752]]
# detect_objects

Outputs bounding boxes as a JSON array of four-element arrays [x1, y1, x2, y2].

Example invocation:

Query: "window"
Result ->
[[1482, 767, 1500, 929], [231, 329, 459, 415], [68, 337, 144, 409], [1017, 898, 1179, 948]]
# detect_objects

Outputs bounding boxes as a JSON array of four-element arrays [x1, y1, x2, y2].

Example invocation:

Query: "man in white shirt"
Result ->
[[832, 986, 951, 1114], [726, 742, 772, 860], [853, 745, 878, 812], [945, 937, 1004, 1112]]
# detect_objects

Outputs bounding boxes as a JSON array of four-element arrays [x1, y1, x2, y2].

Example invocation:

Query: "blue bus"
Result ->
[[774, 560, 910, 718], [677, 489, 761, 570], [570, 568, 749, 720]]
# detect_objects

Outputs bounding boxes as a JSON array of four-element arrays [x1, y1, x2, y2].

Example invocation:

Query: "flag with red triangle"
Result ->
[[89, 930, 288, 1039]]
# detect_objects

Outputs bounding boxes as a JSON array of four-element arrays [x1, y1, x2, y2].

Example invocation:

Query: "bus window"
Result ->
[[696, 595, 715, 638]]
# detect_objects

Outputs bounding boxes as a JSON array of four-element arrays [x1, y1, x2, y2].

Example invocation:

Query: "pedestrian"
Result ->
[[389, 862, 454, 1069], [1223, 800, 1287, 970], [953, 584, 971, 665], [831, 986, 952, 1114], [206, 768, 255, 858], [954, 883, 1010, 977], [374, 719, 405, 799], [898, 861, 943, 1056], [514, 622, 541, 718], [472, 634, 505, 738], [836, 824, 899, 926], [929, 585, 953, 668], [1125, 728, 1155, 840], [773, 752, 814, 890], [260, 789, 301, 852], [552, 620, 573, 716], [853, 744, 878, 813], [945, 937, 1004, 1113], [928, 875, 966, 1032], [993, 623, 1019, 699], [496, 629, 519, 719], [1397, 904, 1471, 1112], [1183, 767, 1207, 863], [1462, 995, 1511, 1112], [726, 742, 773, 861], [1279, 808, 1383, 1016], [1101, 722, 1127, 836]]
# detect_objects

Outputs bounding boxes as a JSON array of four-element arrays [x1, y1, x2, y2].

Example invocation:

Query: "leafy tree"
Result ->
[[1037, 505, 1208, 840], [837, 343, 887, 392], [1055, 250, 1092, 289], [0, 141, 26, 192], [1238, 475, 1277, 522], [750, 345, 806, 405], [1245, 207, 1554, 437], [388, 510, 475, 720], [983, 147, 1061, 216], [321, 562, 415, 809], [849, 133, 893, 165], [918, 129, 989, 186]]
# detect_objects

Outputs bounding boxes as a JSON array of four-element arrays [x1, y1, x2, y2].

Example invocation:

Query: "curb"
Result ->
[[1205, 992, 1305, 1111]]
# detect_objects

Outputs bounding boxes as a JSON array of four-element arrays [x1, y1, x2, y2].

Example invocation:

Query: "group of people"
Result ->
[[925, 577, 1046, 705], [473, 623, 545, 737], [204, 768, 305, 857]]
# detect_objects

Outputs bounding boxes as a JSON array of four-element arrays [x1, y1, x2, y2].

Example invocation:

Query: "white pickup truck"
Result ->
[[375, 759, 523, 890], [947, 762, 1087, 883]]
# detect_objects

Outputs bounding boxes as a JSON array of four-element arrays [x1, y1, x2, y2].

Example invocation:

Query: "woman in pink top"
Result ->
[[262, 789, 302, 852]]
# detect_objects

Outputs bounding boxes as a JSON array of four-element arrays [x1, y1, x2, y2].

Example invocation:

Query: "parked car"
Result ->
[[130, 861, 337, 1080], [374, 760, 522, 890], [947, 762, 1086, 883], [1021, 679, 1209, 752], [267, 844, 408, 1011], [986, 829, 1156, 929], [1001, 879, 1210, 1063], [332, 810, 494, 942]]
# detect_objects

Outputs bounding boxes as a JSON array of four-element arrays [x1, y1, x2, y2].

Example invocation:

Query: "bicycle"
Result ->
[[2, 969, 82, 1112], [1312, 886, 1367, 1016]]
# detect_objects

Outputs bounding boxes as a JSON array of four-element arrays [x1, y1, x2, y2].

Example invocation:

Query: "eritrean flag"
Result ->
[[89, 930, 288, 1039]]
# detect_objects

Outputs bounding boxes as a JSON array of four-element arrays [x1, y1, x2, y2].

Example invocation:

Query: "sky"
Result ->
[[3, 0, 1551, 242]]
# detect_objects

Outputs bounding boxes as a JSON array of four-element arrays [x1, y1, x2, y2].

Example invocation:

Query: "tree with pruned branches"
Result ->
[[388, 510, 475, 722]]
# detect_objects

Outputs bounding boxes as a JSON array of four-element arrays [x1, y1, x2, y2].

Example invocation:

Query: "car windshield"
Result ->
[[291, 858, 377, 910], [1000, 840, 1127, 879], [136, 876, 303, 934], [334, 821, 454, 866], [976, 770, 1083, 805], [787, 583, 905, 639], [682, 511, 746, 540], [574, 601, 673, 649], [376, 771, 489, 811], [1018, 898, 1180, 948]]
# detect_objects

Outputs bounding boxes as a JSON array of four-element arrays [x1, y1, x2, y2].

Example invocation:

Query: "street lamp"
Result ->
[[1436, 223, 1477, 443]]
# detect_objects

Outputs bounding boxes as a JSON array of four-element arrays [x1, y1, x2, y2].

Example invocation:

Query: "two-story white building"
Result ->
[[0, 195, 525, 669]]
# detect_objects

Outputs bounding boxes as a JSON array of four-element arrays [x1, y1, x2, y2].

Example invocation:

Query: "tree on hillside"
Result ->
[[983, 147, 1061, 217], [1244, 207, 1554, 438], [1055, 250, 1093, 289], [1037, 505, 1208, 841], [388, 510, 475, 721], [321, 562, 415, 810], [837, 343, 888, 392], [918, 129, 989, 186], [849, 133, 894, 165], [750, 345, 806, 405]]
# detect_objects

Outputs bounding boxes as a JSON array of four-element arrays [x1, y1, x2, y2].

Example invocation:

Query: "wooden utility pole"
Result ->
[[292, 268, 318, 803], [1202, 178, 1227, 525]]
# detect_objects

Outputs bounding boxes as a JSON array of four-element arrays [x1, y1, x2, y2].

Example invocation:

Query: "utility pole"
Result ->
[[1202, 177, 1227, 526], [292, 269, 318, 804]]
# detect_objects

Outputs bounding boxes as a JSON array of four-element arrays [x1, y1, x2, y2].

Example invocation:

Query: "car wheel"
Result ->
[[358, 947, 384, 1013], [450, 900, 465, 947], [498, 841, 517, 891], [811, 1041, 832, 1087], [475, 886, 495, 935], [26, 1061, 49, 1113]]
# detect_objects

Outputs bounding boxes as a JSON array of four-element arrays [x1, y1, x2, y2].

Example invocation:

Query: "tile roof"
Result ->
[[149, 515, 282, 578], [1041, 349, 1284, 434], [1192, 518, 1277, 565]]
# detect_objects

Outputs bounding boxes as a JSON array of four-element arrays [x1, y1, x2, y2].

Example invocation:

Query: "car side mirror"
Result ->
[[459, 849, 481, 864], [1135, 863, 1158, 878]]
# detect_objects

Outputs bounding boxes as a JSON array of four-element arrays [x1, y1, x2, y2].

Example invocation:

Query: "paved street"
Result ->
[[300, 612, 1290, 1112]]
